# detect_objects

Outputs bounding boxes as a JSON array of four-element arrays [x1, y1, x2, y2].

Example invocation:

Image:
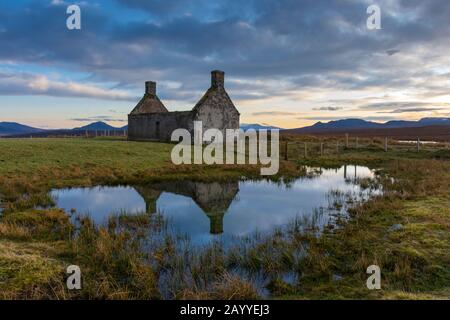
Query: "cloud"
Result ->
[[300, 116, 400, 122], [386, 49, 400, 56], [70, 116, 127, 122], [251, 111, 300, 116], [0, 71, 136, 101], [384, 107, 443, 113], [358, 102, 450, 112], [0, 0, 450, 112], [312, 106, 343, 111]]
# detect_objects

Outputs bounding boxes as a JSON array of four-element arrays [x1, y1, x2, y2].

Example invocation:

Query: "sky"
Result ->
[[0, 0, 449, 129]]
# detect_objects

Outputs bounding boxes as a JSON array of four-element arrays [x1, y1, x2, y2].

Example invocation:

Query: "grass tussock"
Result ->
[[177, 273, 260, 300], [0, 209, 72, 241], [0, 241, 66, 299], [65, 216, 160, 299]]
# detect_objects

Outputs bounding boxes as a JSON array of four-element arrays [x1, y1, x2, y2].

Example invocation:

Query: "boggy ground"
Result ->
[[0, 137, 449, 299]]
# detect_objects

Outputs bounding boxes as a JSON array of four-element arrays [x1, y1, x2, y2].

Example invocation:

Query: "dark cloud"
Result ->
[[384, 107, 443, 113], [312, 107, 343, 111], [0, 0, 450, 102], [358, 102, 450, 112], [386, 49, 400, 56], [116, 0, 215, 18], [70, 116, 127, 122], [300, 116, 399, 122]]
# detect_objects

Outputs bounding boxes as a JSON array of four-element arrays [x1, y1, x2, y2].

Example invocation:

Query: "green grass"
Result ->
[[0, 240, 67, 299], [0, 137, 449, 300], [0, 138, 173, 174]]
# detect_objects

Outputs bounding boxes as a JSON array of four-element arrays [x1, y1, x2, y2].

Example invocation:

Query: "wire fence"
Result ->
[[4, 131, 449, 159], [281, 135, 449, 160], [16, 130, 129, 139], [81, 130, 128, 138]]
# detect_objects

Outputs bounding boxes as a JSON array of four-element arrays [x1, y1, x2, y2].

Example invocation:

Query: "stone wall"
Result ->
[[193, 90, 240, 137], [128, 97, 239, 142], [128, 111, 194, 141]]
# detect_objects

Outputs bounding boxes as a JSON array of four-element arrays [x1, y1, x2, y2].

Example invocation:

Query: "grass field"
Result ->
[[0, 137, 449, 299]]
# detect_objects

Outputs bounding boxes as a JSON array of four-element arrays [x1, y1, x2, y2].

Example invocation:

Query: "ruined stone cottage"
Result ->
[[128, 70, 240, 141]]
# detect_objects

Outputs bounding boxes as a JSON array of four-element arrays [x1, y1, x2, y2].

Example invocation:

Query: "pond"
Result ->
[[49, 165, 381, 245], [397, 140, 439, 144]]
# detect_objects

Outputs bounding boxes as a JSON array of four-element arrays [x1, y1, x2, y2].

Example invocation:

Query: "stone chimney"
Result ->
[[209, 214, 224, 234], [145, 81, 156, 95], [211, 70, 225, 89]]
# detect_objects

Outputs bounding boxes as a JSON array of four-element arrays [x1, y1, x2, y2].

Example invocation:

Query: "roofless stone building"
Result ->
[[128, 70, 240, 141]]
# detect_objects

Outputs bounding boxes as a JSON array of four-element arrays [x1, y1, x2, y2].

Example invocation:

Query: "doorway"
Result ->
[[155, 121, 160, 139]]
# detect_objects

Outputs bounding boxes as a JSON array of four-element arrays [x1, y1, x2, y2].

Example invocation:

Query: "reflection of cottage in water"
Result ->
[[134, 181, 239, 234]]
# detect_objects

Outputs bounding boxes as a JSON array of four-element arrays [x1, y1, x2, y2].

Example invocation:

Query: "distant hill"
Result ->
[[74, 121, 126, 131], [0, 122, 45, 136], [2, 121, 127, 138], [286, 117, 450, 134], [240, 123, 282, 131]]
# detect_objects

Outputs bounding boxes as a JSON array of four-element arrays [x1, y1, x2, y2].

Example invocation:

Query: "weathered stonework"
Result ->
[[128, 70, 240, 141]]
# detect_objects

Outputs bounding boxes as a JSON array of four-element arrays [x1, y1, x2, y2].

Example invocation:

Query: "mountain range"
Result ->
[[1, 117, 449, 137], [0, 122, 46, 136], [240, 123, 282, 130], [284, 117, 450, 134], [0, 121, 128, 137]]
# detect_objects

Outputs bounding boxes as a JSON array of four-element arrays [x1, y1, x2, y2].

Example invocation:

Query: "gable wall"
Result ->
[[193, 91, 240, 137]]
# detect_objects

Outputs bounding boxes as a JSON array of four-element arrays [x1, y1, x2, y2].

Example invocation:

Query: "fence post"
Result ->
[[345, 133, 349, 148], [284, 141, 288, 161], [336, 140, 339, 153], [320, 142, 324, 156], [356, 137, 359, 148], [417, 137, 420, 152], [384, 137, 388, 152]]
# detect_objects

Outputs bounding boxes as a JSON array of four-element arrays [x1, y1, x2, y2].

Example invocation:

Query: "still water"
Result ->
[[49, 166, 380, 245]]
